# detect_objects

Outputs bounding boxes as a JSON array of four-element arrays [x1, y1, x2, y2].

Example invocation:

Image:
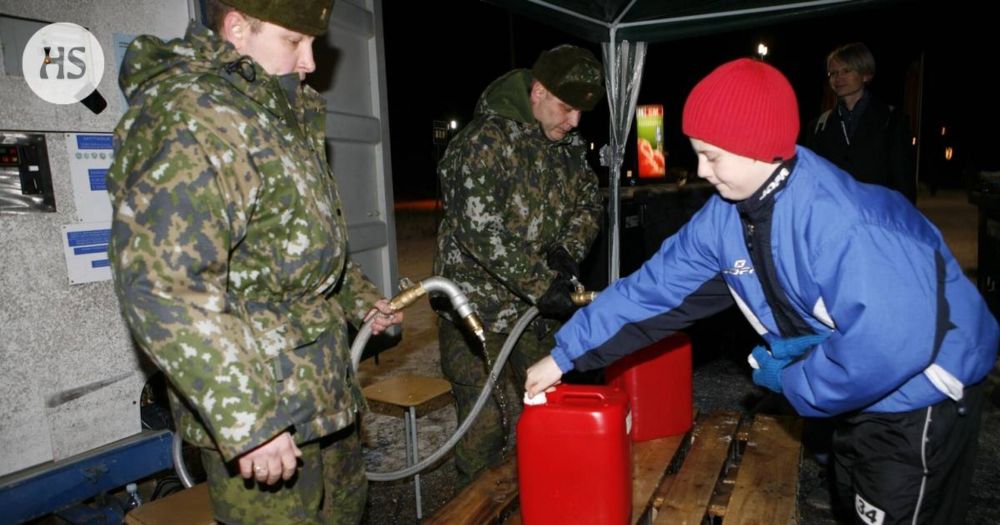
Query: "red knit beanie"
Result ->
[[682, 58, 799, 162]]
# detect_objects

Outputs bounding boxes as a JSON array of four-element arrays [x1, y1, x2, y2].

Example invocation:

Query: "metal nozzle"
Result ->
[[464, 313, 486, 345], [389, 281, 427, 311], [397, 276, 487, 345], [568, 276, 598, 306], [571, 291, 598, 305]]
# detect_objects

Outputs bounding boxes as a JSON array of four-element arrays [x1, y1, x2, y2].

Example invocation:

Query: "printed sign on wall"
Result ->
[[61, 222, 111, 284], [66, 133, 113, 222]]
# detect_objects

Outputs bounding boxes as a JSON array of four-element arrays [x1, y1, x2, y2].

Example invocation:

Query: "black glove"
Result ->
[[545, 245, 579, 279], [536, 275, 577, 320]]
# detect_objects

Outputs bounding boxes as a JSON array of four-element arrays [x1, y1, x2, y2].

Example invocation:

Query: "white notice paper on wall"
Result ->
[[62, 222, 112, 284], [65, 133, 113, 223]]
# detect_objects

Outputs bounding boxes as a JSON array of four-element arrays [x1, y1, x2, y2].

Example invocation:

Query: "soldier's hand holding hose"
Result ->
[[364, 298, 404, 335], [545, 244, 580, 280], [537, 275, 577, 320]]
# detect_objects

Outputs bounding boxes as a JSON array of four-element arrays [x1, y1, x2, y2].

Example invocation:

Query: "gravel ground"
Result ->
[[359, 190, 1000, 524]]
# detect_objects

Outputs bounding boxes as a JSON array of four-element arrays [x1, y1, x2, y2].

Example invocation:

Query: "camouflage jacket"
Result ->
[[434, 69, 601, 333], [107, 22, 382, 461]]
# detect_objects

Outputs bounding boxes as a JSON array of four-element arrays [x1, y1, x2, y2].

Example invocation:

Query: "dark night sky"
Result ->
[[382, 1, 997, 201]]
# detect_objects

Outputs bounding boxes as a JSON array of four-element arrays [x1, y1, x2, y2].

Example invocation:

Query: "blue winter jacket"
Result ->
[[552, 147, 998, 417]]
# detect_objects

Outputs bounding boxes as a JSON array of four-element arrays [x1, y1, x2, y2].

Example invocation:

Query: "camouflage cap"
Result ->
[[219, 0, 334, 36], [532, 45, 604, 111]]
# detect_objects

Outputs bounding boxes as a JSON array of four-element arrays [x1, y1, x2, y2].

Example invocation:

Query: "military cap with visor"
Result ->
[[532, 45, 604, 111], [218, 0, 335, 36]]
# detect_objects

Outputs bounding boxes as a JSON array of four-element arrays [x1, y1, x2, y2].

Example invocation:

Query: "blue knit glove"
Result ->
[[749, 346, 788, 393], [768, 333, 830, 360]]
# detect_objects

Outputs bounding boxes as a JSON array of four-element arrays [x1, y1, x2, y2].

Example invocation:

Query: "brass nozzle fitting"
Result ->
[[571, 291, 598, 306], [389, 283, 427, 311], [391, 276, 487, 346], [463, 313, 486, 344]]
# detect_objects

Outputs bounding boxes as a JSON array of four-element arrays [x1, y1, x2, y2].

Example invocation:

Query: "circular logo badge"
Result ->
[[22, 22, 106, 105]]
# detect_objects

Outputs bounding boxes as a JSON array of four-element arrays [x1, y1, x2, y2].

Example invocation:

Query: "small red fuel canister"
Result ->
[[606, 332, 693, 441], [517, 384, 631, 525]]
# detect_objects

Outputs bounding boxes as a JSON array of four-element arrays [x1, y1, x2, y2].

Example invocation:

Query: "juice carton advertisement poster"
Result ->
[[636, 104, 665, 178]]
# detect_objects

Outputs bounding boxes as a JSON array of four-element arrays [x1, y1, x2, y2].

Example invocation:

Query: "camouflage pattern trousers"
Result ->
[[200, 422, 366, 524], [438, 318, 555, 485]]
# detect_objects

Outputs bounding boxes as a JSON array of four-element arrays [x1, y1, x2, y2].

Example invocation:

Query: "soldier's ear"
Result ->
[[221, 10, 250, 52], [530, 81, 547, 104]]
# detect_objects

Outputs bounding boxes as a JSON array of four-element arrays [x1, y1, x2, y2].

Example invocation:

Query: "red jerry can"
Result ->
[[606, 332, 693, 441], [517, 384, 631, 525]]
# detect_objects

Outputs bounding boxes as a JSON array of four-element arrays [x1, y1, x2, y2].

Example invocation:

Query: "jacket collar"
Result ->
[[121, 21, 325, 128], [738, 156, 798, 218]]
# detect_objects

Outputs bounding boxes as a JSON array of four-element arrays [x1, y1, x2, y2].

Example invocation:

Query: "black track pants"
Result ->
[[831, 380, 986, 525]]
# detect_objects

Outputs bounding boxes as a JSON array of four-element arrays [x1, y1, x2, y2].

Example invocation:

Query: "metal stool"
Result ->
[[363, 374, 452, 519]]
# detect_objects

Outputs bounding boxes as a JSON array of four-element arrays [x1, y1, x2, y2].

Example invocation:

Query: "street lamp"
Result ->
[[756, 42, 768, 61]]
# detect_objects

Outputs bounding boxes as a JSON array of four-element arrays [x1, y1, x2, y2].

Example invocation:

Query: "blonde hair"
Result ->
[[826, 42, 876, 79]]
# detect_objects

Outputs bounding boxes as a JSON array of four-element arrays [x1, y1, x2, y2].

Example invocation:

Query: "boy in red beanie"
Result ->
[[526, 58, 998, 524]]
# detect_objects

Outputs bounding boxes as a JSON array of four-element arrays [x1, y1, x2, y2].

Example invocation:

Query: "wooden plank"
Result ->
[[425, 457, 519, 525], [124, 483, 216, 525], [648, 465, 681, 525], [642, 409, 700, 523], [723, 415, 803, 525], [708, 455, 741, 519], [653, 411, 741, 525], [631, 433, 688, 524], [709, 416, 753, 519]]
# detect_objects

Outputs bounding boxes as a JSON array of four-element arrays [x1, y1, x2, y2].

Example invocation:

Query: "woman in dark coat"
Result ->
[[805, 42, 917, 202]]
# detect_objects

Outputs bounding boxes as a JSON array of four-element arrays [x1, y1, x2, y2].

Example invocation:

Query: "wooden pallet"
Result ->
[[426, 411, 803, 525], [123, 483, 216, 525], [422, 455, 519, 525]]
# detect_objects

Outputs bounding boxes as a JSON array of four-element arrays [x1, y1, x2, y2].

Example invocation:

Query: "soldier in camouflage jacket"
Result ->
[[107, 2, 400, 523], [433, 45, 604, 484]]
